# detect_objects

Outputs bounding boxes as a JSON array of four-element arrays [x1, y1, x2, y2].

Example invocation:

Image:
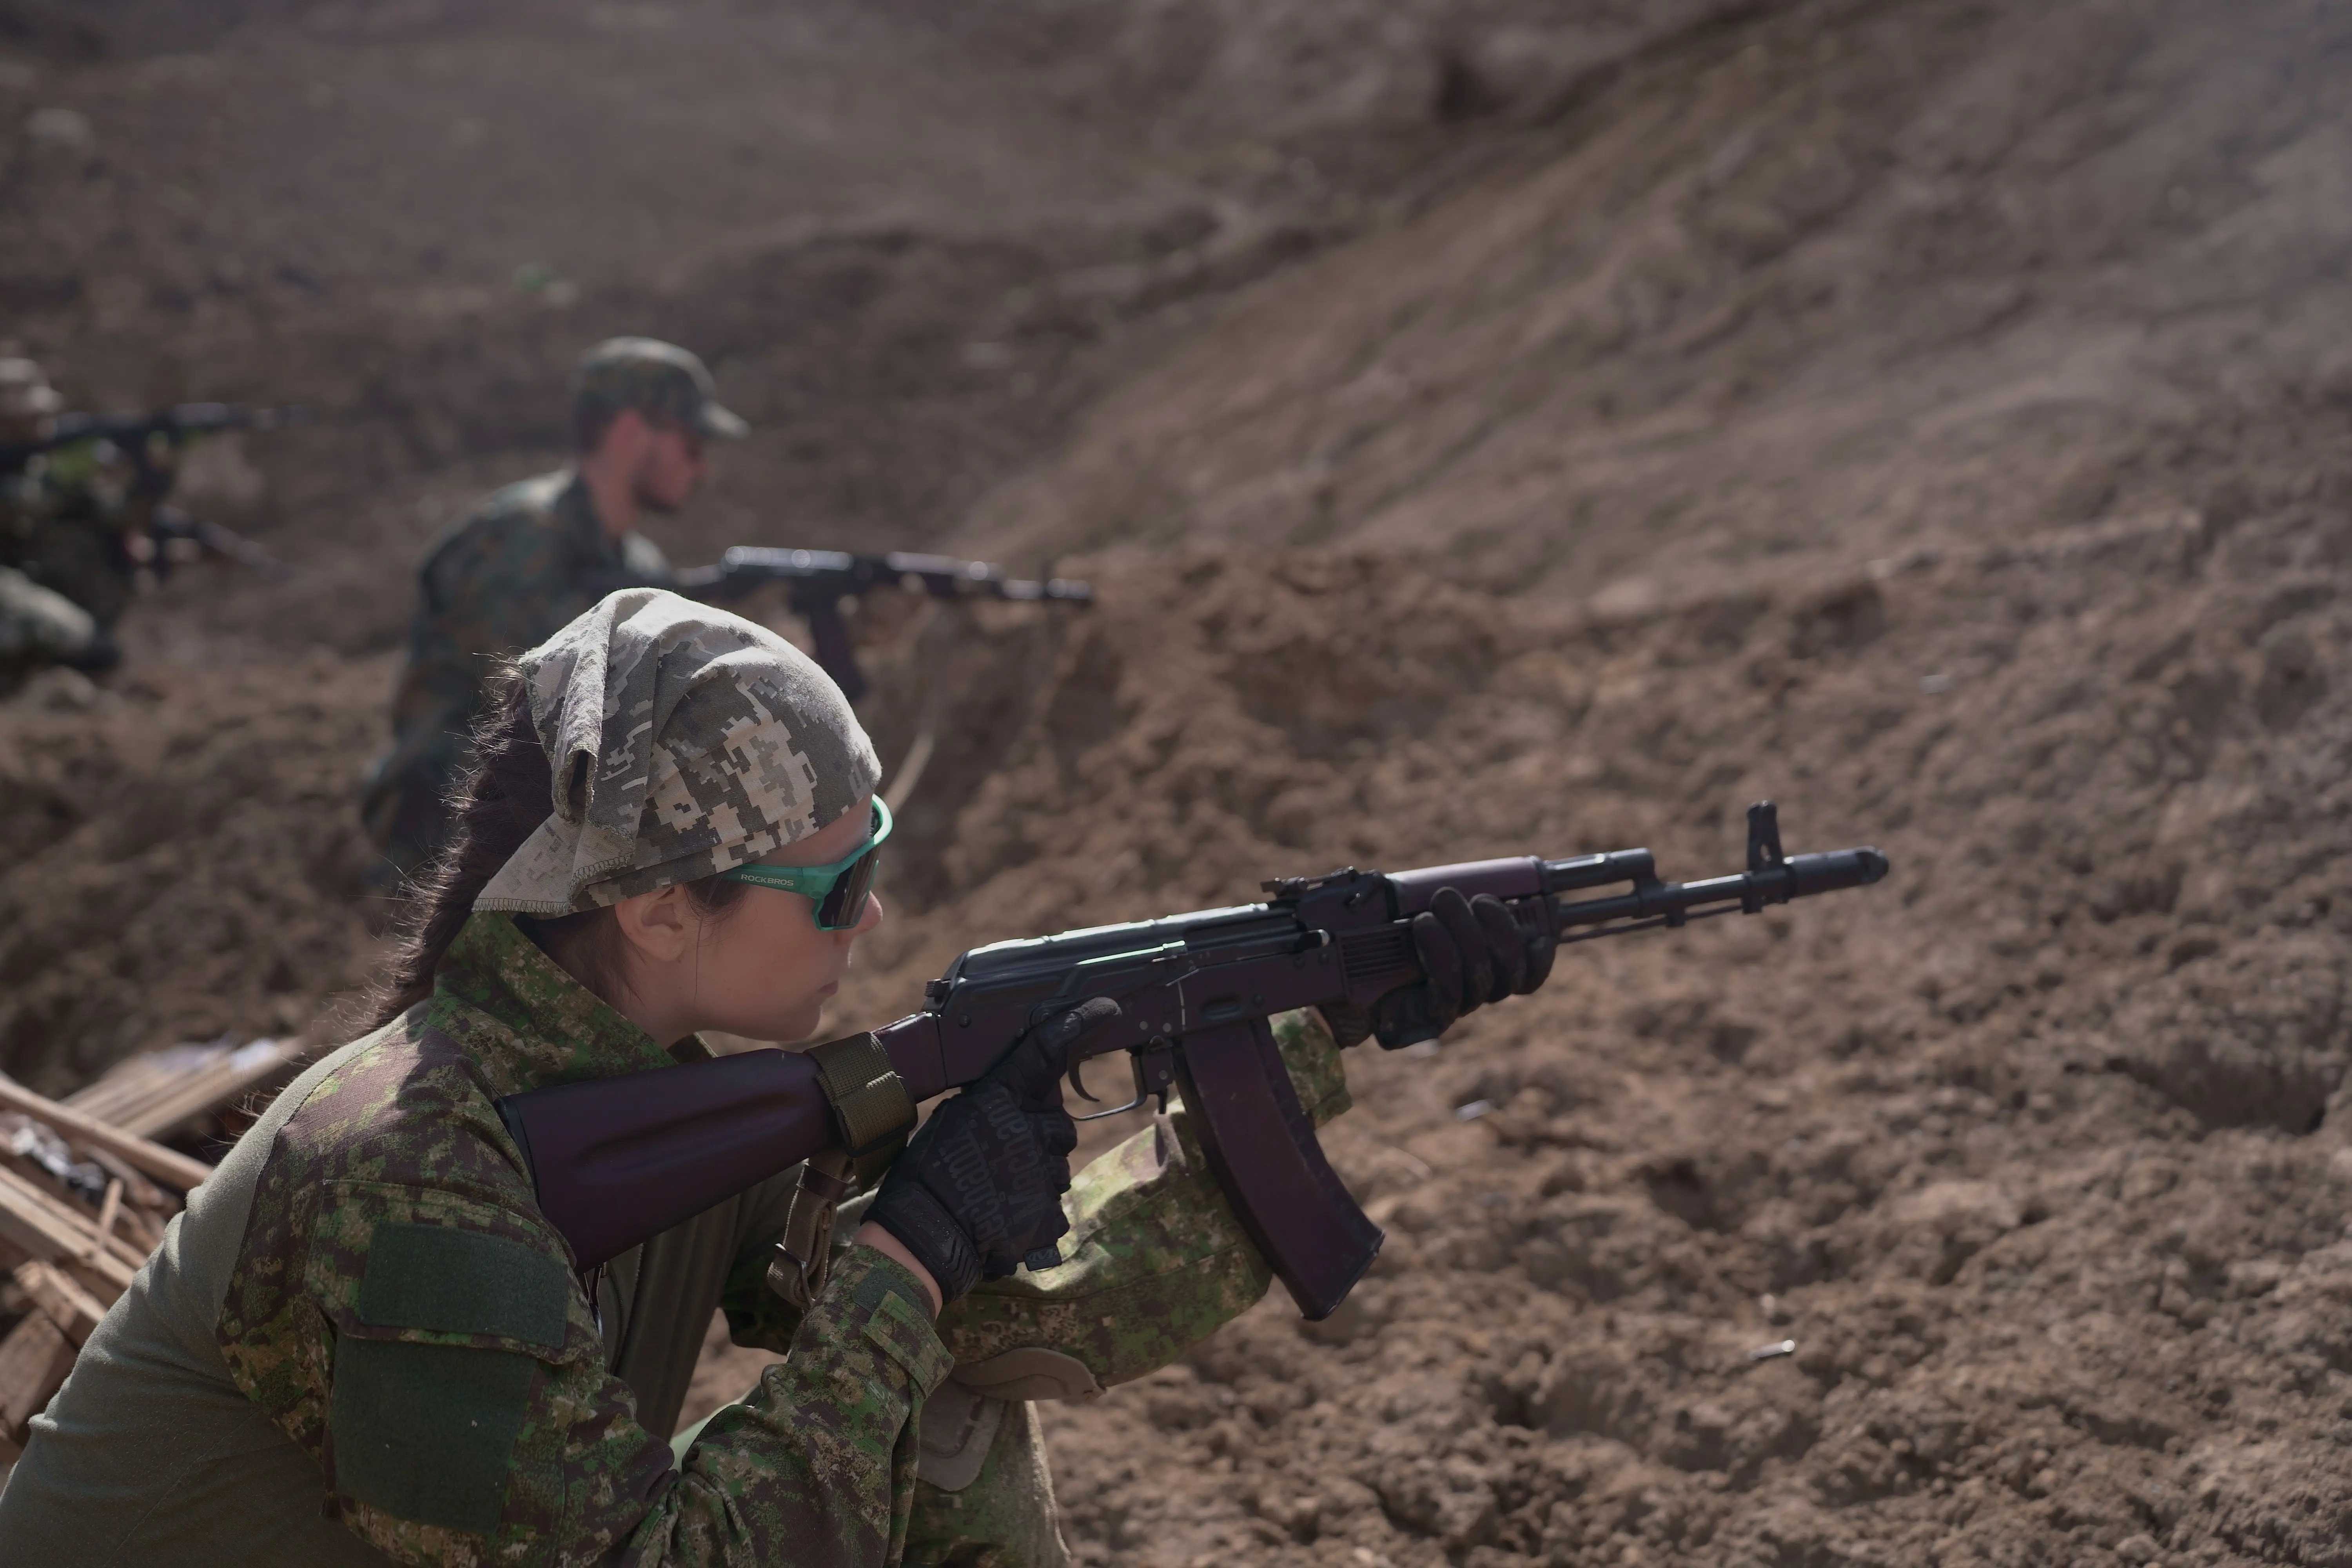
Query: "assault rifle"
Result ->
[[674, 546, 1091, 702], [501, 803, 1887, 1320], [0, 403, 306, 473], [2, 403, 305, 581]]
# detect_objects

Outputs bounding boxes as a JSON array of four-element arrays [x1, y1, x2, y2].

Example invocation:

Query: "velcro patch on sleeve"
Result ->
[[358, 1222, 570, 1350], [852, 1260, 953, 1396], [332, 1336, 537, 1536]]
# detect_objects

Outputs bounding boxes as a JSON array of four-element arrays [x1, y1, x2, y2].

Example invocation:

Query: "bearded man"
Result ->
[[362, 338, 748, 887]]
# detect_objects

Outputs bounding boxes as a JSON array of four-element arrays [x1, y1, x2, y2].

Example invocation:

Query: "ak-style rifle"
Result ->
[[0, 403, 306, 472], [499, 804, 1887, 1319], [674, 546, 1090, 702], [1, 403, 304, 581]]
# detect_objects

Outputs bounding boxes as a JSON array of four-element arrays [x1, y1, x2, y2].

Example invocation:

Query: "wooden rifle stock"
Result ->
[[499, 1015, 950, 1272], [498, 1048, 831, 1274]]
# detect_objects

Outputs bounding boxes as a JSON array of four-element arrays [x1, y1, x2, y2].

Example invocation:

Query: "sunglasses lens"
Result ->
[[815, 845, 878, 929]]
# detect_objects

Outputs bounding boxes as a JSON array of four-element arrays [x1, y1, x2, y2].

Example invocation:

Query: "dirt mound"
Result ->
[[6, 0, 2352, 1563], [0, 657, 385, 1092], [958, 0, 2352, 603], [729, 481, 2352, 1566]]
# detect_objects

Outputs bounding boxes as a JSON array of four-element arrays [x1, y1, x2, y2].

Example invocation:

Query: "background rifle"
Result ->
[[675, 545, 1092, 702], [0, 403, 307, 477], [2, 403, 304, 582], [501, 802, 1888, 1320]]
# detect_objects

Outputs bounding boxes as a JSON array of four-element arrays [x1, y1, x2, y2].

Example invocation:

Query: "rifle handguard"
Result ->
[[807, 1031, 915, 1187]]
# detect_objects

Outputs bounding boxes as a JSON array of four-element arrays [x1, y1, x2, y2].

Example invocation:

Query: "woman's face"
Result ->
[[610, 793, 885, 1045]]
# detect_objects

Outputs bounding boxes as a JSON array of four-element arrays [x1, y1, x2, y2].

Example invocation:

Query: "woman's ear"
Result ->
[[611, 885, 695, 967]]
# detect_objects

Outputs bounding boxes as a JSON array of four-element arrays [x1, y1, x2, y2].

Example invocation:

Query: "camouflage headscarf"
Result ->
[[474, 588, 879, 916]]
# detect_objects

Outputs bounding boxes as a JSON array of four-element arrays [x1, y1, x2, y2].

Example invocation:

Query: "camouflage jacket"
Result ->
[[218, 910, 950, 1566], [0, 445, 140, 630], [363, 471, 672, 878]]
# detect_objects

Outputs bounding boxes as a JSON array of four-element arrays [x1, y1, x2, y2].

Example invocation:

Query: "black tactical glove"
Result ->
[[866, 996, 1121, 1304], [1359, 887, 1556, 1049]]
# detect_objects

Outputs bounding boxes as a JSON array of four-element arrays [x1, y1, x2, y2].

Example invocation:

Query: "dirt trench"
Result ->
[[4, 0, 2352, 1564], [680, 466, 2352, 1568]]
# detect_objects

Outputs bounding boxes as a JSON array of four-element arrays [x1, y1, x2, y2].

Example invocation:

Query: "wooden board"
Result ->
[[0, 1311, 78, 1443], [0, 1165, 139, 1298], [0, 1043, 320, 1455], [64, 1037, 305, 1142], [0, 1076, 216, 1194], [13, 1262, 106, 1346]]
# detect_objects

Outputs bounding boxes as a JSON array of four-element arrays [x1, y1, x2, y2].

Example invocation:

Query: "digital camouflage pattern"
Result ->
[[704, 1007, 1356, 1568], [216, 908, 953, 1566], [362, 470, 673, 883], [571, 339, 749, 445], [204, 907, 1354, 1566], [475, 588, 880, 917], [902, 1398, 1069, 1568]]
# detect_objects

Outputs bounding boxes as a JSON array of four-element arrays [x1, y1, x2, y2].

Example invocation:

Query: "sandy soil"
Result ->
[[5, 2, 2352, 1564]]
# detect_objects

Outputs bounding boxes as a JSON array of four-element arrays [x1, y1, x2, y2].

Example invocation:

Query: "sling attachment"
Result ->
[[811, 1030, 916, 1184], [769, 1149, 854, 1313], [768, 1031, 915, 1313]]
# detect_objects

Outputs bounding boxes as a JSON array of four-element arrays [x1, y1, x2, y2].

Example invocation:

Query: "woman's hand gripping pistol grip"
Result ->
[[867, 997, 1124, 1304]]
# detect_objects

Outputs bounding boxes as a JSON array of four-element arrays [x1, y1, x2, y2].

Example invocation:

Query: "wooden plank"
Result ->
[[112, 1201, 167, 1256], [69, 1056, 197, 1132], [13, 1262, 106, 1346], [0, 1311, 78, 1441], [57, 1254, 134, 1310], [0, 1164, 144, 1268], [65, 1044, 211, 1130], [0, 1075, 214, 1193], [65, 1038, 304, 1142], [83, 1147, 174, 1221], [0, 1167, 138, 1296], [0, 1174, 98, 1267], [84, 1178, 122, 1266]]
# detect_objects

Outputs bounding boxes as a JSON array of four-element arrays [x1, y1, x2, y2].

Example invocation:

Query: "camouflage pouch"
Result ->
[[307, 1184, 591, 1541]]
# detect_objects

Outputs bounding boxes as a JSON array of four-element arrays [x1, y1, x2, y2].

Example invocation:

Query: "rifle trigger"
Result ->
[[1067, 1059, 1102, 1104]]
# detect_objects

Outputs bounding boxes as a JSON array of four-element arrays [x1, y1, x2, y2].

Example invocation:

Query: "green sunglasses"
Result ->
[[719, 798, 893, 930]]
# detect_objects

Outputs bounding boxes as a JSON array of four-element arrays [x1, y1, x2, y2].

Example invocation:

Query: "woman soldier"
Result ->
[[0, 589, 1549, 1565]]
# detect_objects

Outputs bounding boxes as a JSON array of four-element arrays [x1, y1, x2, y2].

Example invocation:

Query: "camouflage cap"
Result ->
[[569, 337, 749, 443], [475, 588, 880, 916], [0, 358, 63, 421]]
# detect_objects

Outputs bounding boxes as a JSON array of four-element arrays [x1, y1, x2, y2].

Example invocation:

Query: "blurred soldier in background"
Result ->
[[1, 356, 295, 685], [0, 357, 120, 678], [360, 337, 748, 889]]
